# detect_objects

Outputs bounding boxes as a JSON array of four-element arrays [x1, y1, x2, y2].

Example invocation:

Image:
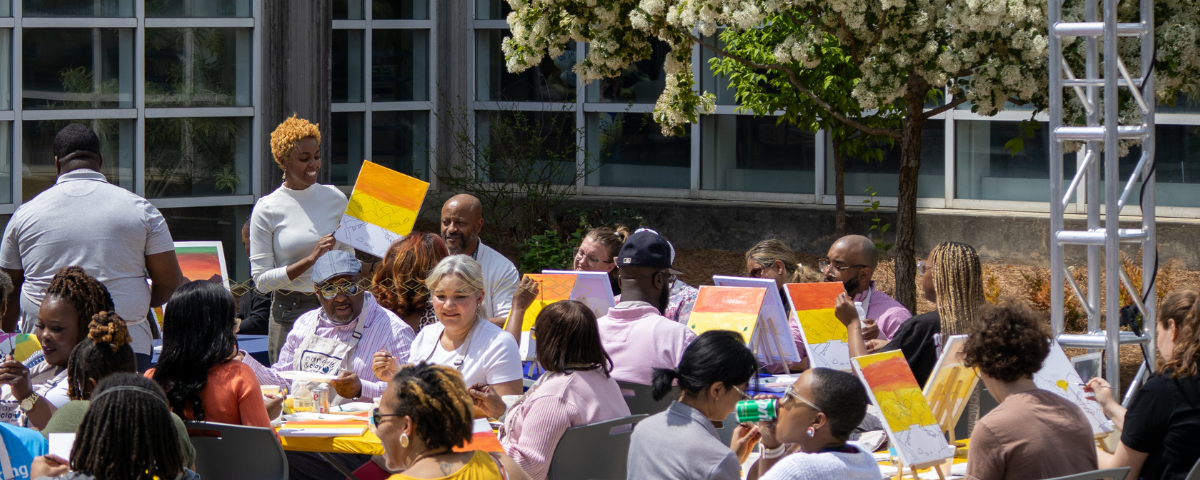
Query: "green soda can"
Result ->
[[735, 399, 777, 423]]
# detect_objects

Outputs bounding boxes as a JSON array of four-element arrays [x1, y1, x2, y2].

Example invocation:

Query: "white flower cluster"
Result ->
[[502, 0, 1200, 136]]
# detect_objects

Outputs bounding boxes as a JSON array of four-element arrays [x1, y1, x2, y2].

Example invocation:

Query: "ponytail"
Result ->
[[660, 331, 759, 401], [651, 368, 680, 401]]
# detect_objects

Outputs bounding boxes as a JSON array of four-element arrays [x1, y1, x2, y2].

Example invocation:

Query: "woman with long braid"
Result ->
[[0, 267, 114, 429], [30, 373, 197, 480], [836, 242, 984, 387]]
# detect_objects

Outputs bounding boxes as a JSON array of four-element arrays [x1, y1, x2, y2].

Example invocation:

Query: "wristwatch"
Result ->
[[20, 392, 40, 412]]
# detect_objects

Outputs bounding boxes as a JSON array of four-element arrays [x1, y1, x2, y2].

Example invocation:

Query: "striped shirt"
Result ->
[[499, 369, 630, 480], [244, 292, 414, 400]]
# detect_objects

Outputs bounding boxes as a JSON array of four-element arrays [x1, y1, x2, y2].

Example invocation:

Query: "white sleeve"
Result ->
[[482, 330, 524, 385], [0, 213, 23, 271], [488, 261, 520, 320], [250, 200, 292, 292]]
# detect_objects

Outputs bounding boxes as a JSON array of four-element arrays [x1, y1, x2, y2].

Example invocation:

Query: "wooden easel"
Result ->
[[892, 458, 950, 480], [751, 313, 794, 374], [927, 368, 968, 443]]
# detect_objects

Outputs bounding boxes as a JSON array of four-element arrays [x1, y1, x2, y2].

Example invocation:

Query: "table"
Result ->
[[277, 427, 384, 480]]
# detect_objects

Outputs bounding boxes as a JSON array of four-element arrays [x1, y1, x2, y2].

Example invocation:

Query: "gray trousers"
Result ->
[[268, 290, 322, 364]]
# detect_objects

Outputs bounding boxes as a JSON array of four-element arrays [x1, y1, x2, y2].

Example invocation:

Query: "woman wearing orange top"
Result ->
[[148, 281, 270, 427], [371, 232, 450, 334]]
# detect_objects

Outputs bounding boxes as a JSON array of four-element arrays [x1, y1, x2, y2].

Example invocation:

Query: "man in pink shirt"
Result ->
[[597, 228, 697, 385], [822, 235, 912, 342]]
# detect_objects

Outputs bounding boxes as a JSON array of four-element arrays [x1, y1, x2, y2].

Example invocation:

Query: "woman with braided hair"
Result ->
[[42, 312, 196, 468], [30, 373, 198, 480], [375, 362, 531, 480], [0, 267, 114, 429], [836, 242, 984, 387]]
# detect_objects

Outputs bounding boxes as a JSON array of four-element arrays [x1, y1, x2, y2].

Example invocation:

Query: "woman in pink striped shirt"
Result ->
[[474, 300, 631, 480]]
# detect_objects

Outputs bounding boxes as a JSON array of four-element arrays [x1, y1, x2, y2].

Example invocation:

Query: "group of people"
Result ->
[[0, 119, 1191, 480]]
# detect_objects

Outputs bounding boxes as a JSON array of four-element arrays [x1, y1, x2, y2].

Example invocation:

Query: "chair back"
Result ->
[[1044, 467, 1132, 480], [617, 381, 676, 416], [712, 412, 739, 446], [184, 421, 289, 480], [547, 414, 648, 480], [1187, 456, 1200, 480]]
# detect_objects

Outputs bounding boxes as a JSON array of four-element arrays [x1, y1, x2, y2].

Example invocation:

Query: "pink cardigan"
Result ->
[[499, 369, 631, 480]]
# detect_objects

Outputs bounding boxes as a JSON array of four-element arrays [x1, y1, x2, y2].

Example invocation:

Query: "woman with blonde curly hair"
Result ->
[[250, 115, 360, 362]]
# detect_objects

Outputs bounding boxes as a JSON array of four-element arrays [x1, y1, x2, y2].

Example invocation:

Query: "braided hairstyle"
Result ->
[[67, 311, 137, 400], [746, 239, 806, 284], [44, 267, 116, 339], [1157, 288, 1200, 378], [372, 232, 449, 317], [152, 281, 238, 421], [929, 242, 985, 336], [72, 373, 185, 480], [386, 363, 475, 451]]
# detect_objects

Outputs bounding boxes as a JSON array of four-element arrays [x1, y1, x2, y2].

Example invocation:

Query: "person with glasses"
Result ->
[[372, 362, 531, 480], [746, 239, 823, 373], [574, 226, 628, 293], [147, 280, 271, 429], [749, 368, 879, 480], [243, 250, 415, 406], [595, 229, 697, 385], [627, 330, 762, 480], [961, 300, 1097, 480], [821, 235, 911, 342]]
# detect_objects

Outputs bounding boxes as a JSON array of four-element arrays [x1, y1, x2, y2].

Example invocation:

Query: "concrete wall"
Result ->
[[548, 196, 1200, 269]]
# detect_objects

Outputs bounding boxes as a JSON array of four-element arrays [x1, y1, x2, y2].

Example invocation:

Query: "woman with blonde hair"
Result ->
[[374, 255, 523, 398], [746, 239, 819, 372], [371, 232, 450, 333], [250, 115, 364, 362], [1087, 288, 1200, 480]]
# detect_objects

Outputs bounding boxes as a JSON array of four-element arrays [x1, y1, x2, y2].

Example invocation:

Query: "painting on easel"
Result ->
[[689, 285, 796, 367], [853, 350, 956, 470], [922, 335, 978, 443], [784, 282, 852, 371], [712, 276, 803, 368]]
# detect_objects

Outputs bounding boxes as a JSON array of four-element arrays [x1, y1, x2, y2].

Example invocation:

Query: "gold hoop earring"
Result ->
[[400, 433, 409, 448]]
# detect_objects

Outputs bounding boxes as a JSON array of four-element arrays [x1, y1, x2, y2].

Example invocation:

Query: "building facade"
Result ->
[[0, 0, 1196, 280]]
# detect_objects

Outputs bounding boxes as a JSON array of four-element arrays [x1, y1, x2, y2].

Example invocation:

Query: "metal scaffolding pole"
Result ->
[[1048, 0, 1156, 401]]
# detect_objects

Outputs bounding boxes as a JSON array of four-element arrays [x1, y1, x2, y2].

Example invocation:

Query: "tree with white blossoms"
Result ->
[[503, 0, 1200, 312]]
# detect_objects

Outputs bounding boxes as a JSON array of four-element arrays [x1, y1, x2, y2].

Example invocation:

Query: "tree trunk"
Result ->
[[893, 80, 927, 314], [833, 133, 847, 237]]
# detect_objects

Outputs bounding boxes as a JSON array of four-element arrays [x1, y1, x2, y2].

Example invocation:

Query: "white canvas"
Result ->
[[712, 276, 803, 365], [1033, 340, 1115, 436], [542, 270, 615, 317], [334, 214, 404, 259]]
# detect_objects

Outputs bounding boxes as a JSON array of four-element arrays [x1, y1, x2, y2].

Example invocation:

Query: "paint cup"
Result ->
[[736, 399, 778, 423]]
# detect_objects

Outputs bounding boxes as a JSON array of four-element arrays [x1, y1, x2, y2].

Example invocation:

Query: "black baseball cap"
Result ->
[[616, 228, 683, 274]]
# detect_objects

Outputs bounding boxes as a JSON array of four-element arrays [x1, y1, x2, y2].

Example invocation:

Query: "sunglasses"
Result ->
[[370, 407, 402, 430], [782, 385, 822, 412], [318, 282, 362, 300]]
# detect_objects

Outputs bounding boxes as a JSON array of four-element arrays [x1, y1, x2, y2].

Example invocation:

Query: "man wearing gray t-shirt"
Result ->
[[0, 124, 183, 370]]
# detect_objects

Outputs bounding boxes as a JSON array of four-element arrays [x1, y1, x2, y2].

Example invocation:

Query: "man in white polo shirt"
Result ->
[[0, 124, 183, 370], [440, 194, 518, 326]]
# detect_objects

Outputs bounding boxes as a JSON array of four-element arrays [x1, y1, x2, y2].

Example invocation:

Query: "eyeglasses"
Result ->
[[819, 259, 868, 274], [370, 407, 403, 430], [917, 260, 928, 276], [574, 248, 615, 268], [782, 385, 822, 412], [318, 282, 362, 300], [732, 385, 753, 401]]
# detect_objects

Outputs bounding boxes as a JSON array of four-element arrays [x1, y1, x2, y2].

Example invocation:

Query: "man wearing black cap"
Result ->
[[595, 228, 697, 385]]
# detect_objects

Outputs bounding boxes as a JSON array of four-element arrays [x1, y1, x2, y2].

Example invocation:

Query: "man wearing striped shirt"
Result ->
[[243, 250, 415, 401]]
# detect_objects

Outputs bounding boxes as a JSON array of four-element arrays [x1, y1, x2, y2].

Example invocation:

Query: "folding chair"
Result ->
[[546, 414, 648, 480], [617, 381, 676, 416], [1045, 467, 1131, 480], [713, 412, 739, 446], [184, 421, 289, 480]]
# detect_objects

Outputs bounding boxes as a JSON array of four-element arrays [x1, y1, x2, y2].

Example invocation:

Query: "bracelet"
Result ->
[[762, 444, 788, 459]]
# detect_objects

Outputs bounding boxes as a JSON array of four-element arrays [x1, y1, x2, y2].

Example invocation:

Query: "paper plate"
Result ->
[[278, 371, 339, 383]]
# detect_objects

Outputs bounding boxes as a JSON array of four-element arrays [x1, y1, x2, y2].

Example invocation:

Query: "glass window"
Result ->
[[586, 39, 669, 104], [145, 28, 251, 108], [586, 112, 690, 189], [1156, 124, 1200, 207], [158, 205, 252, 281], [826, 122, 946, 198], [476, 30, 576, 102], [372, 110, 428, 180], [1158, 93, 1200, 114], [333, 29, 365, 103], [372, 29, 428, 102], [146, 0, 250, 17], [0, 1, 9, 16], [22, 119, 133, 201], [23, 0, 132, 17], [373, 0, 428, 20], [956, 120, 1075, 202], [0, 122, 10, 203], [331, 112, 364, 185], [475, 110, 577, 184], [23, 28, 133, 110], [333, 0, 364, 20], [144, 116, 251, 198], [0, 30, 11, 110], [701, 115, 815, 194], [700, 33, 739, 106], [475, 0, 510, 19]]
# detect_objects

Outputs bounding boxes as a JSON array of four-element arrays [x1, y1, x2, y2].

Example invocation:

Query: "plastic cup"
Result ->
[[261, 385, 281, 396]]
